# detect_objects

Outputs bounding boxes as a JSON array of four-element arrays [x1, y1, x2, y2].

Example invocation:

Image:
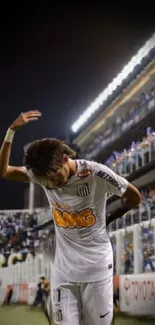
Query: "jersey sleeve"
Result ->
[[93, 162, 128, 197]]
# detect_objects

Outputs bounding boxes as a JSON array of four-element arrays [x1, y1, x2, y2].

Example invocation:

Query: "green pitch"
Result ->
[[0, 306, 154, 325], [0, 306, 48, 325]]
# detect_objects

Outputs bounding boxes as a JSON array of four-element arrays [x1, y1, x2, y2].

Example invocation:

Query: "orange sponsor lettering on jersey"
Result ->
[[53, 208, 96, 229]]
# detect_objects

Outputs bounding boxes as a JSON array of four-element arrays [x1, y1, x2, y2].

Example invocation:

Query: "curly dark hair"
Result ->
[[23, 138, 76, 177]]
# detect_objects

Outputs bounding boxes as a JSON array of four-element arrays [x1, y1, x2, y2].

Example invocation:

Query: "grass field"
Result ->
[[0, 306, 154, 325]]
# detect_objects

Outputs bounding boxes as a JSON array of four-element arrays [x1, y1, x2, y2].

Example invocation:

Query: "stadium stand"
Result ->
[[0, 209, 53, 264], [69, 34, 155, 316], [85, 86, 155, 161]]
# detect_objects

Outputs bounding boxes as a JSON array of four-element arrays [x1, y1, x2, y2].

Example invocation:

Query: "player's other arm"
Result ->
[[121, 182, 141, 211], [0, 111, 41, 182], [106, 182, 141, 226], [94, 163, 141, 226]]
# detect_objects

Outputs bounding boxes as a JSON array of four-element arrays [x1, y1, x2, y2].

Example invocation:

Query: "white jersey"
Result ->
[[27, 160, 128, 282]]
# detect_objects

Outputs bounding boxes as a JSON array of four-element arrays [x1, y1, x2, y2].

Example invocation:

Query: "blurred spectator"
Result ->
[[143, 250, 155, 272], [3, 285, 13, 306], [142, 225, 155, 272], [33, 276, 50, 308], [124, 233, 134, 274], [110, 235, 116, 274]]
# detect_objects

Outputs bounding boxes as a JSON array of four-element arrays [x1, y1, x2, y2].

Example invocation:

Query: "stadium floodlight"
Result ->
[[71, 33, 155, 133]]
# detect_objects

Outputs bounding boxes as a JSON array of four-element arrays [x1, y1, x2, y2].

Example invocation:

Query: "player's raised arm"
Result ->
[[0, 110, 41, 182]]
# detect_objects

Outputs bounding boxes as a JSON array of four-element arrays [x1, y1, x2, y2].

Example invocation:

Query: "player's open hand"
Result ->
[[10, 110, 42, 131]]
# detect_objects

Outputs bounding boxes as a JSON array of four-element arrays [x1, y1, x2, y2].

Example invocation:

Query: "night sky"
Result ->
[[0, 4, 154, 209]]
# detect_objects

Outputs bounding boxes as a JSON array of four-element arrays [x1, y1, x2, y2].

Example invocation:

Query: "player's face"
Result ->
[[54, 163, 70, 187], [47, 157, 70, 187]]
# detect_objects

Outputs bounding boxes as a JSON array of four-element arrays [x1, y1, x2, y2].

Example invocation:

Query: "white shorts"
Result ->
[[51, 274, 113, 325]]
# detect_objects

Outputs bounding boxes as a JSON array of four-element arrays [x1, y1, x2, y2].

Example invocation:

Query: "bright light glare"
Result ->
[[71, 33, 155, 133]]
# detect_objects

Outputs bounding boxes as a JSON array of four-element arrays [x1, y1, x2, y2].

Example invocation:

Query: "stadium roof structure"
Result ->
[[71, 33, 155, 146]]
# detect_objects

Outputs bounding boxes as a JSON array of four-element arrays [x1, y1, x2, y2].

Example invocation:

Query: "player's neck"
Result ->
[[68, 159, 77, 178]]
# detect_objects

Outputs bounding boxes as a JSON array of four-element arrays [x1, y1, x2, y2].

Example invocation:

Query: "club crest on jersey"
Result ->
[[77, 183, 90, 197], [77, 168, 92, 178], [53, 310, 63, 322]]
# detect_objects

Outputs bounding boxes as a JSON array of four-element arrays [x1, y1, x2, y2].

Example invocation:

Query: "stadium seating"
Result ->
[[0, 209, 53, 258], [84, 86, 155, 160]]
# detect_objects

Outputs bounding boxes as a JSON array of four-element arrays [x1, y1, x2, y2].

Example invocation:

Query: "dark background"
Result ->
[[0, 4, 155, 209]]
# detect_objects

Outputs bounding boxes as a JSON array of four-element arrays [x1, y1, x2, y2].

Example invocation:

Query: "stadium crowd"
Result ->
[[105, 129, 155, 175], [85, 86, 155, 160], [0, 208, 54, 256], [110, 184, 155, 274], [111, 222, 155, 275], [123, 226, 155, 274], [0, 212, 38, 255]]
